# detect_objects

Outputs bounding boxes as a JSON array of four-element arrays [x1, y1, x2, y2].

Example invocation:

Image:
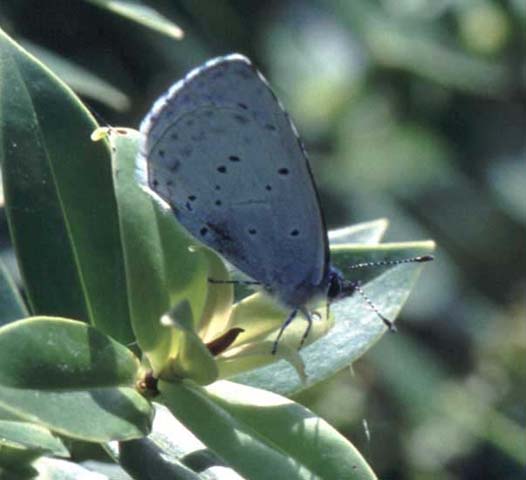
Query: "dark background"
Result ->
[[1, 1, 525, 478]]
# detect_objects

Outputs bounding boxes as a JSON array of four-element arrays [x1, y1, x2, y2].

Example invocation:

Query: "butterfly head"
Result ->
[[326, 266, 348, 301]]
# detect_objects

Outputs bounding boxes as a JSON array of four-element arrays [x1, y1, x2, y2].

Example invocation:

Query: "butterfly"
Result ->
[[137, 54, 432, 353]]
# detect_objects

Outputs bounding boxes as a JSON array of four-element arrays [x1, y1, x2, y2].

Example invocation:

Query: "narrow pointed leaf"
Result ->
[[85, 0, 184, 39], [21, 40, 131, 112], [0, 28, 132, 343], [217, 340, 306, 383]]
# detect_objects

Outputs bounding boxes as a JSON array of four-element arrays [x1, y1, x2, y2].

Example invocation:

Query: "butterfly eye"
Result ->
[[327, 269, 344, 300]]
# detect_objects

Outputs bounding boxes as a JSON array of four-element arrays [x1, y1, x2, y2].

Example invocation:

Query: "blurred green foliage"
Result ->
[[0, 0, 524, 478]]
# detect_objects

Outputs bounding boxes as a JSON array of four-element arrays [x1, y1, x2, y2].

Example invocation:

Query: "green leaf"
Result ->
[[116, 440, 203, 480], [20, 40, 131, 112], [160, 301, 218, 385], [328, 218, 388, 245], [0, 317, 153, 442], [160, 380, 377, 480], [0, 258, 27, 327], [109, 403, 246, 479], [232, 241, 435, 396], [84, 0, 184, 39], [0, 405, 23, 421], [0, 28, 133, 344], [217, 338, 307, 384], [107, 128, 232, 377], [0, 420, 69, 457], [0, 420, 68, 477]]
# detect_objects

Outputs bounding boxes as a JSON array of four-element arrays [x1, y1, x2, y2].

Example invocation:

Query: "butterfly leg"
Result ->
[[272, 309, 298, 355], [298, 308, 314, 350]]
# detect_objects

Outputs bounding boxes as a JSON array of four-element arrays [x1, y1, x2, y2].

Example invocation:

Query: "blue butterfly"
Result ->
[[137, 54, 432, 353]]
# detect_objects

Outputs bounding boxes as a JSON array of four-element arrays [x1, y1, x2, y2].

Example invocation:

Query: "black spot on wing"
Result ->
[[233, 114, 248, 125]]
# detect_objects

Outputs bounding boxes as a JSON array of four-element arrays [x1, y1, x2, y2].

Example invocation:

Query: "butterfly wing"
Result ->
[[138, 54, 329, 307]]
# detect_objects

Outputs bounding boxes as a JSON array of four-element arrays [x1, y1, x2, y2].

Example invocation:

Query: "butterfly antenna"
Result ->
[[348, 280, 397, 332], [348, 255, 433, 270]]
